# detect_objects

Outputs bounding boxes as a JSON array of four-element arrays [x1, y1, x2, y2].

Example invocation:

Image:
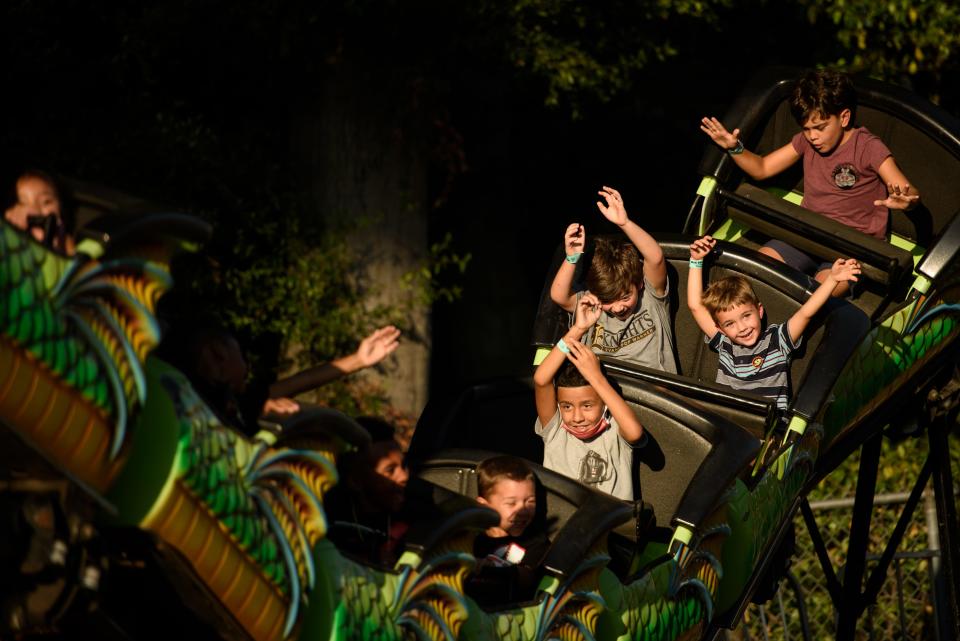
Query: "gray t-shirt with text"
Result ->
[[576, 278, 677, 374]]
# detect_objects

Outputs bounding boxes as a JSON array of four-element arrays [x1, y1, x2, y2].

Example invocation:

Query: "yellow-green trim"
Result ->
[[532, 347, 551, 366], [889, 233, 925, 268], [696, 176, 718, 198], [911, 274, 933, 295], [785, 415, 808, 438], [710, 218, 750, 243], [669, 524, 694, 550], [75, 238, 105, 259], [537, 574, 561, 595]]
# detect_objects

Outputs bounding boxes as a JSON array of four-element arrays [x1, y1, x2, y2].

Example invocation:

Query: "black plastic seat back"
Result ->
[[604, 377, 760, 531], [409, 378, 542, 465]]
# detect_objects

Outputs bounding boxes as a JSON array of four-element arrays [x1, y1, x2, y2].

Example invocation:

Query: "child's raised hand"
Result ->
[[565, 340, 602, 380], [564, 223, 586, 257], [829, 258, 861, 283], [573, 293, 602, 331], [356, 325, 401, 367], [700, 117, 740, 151], [689, 235, 716, 260], [874, 183, 919, 210], [596, 186, 629, 227]]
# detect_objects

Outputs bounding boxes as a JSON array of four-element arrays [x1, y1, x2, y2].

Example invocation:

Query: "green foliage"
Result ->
[[485, 0, 733, 115], [400, 233, 472, 306], [800, 0, 960, 102]]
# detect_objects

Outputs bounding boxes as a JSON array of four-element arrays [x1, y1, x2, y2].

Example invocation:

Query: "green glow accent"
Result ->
[[255, 429, 278, 446], [396, 550, 422, 569], [785, 415, 808, 437], [889, 233, 924, 268], [695, 176, 717, 198], [911, 274, 932, 295], [696, 177, 719, 235], [532, 347, 551, 366], [782, 191, 803, 205], [669, 524, 694, 549], [537, 574, 561, 595], [75, 239, 105, 259], [710, 218, 749, 242]]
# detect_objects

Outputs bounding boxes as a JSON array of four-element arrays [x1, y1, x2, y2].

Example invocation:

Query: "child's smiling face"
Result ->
[[600, 284, 639, 320], [478, 478, 536, 537], [714, 302, 764, 347]]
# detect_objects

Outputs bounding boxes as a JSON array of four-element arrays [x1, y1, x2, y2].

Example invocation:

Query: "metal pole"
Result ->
[[924, 489, 943, 641], [928, 414, 960, 639], [835, 432, 882, 640]]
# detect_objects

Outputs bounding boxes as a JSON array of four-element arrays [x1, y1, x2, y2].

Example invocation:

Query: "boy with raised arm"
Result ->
[[686, 236, 861, 409], [533, 295, 644, 500], [549, 185, 676, 373], [700, 69, 919, 296]]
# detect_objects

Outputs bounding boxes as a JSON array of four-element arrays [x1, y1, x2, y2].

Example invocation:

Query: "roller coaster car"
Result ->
[[410, 233, 870, 630], [686, 66, 960, 320]]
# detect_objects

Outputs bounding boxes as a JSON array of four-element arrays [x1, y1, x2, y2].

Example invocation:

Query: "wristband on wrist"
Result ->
[[556, 338, 571, 354], [565, 253, 582, 264], [727, 139, 744, 155], [689, 258, 704, 268]]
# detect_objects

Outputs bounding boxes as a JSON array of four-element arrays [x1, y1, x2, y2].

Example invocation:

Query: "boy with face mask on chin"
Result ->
[[533, 295, 645, 500]]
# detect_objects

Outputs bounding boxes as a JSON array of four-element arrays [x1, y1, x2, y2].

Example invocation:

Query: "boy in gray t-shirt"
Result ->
[[533, 295, 645, 500], [550, 186, 677, 373]]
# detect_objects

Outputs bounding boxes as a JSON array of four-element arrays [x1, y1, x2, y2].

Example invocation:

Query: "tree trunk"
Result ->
[[292, 61, 431, 419]]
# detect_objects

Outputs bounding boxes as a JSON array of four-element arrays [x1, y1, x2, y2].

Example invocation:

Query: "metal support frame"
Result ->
[[834, 431, 882, 640], [928, 412, 960, 639], [800, 421, 959, 640]]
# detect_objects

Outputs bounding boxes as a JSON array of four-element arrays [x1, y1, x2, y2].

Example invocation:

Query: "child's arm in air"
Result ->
[[268, 326, 401, 399], [786, 259, 861, 343], [596, 186, 667, 295], [686, 235, 719, 337], [533, 294, 602, 426], [549, 223, 586, 312], [875, 159, 921, 211], [564, 340, 644, 442], [700, 117, 800, 181]]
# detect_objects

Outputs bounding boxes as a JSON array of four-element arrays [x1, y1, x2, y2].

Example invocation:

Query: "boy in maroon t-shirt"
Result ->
[[699, 69, 920, 297]]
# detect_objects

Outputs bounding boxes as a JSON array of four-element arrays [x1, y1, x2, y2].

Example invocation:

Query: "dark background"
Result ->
[[3, 1, 950, 407]]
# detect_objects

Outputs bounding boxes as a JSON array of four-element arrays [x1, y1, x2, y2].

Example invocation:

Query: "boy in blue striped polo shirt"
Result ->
[[686, 236, 861, 409]]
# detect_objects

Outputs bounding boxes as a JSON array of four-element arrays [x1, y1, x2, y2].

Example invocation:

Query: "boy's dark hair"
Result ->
[[555, 359, 588, 389], [790, 69, 857, 125], [554, 359, 605, 390], [701, 275, 761, 321], [586, 237, 642, 304], [477, 455, 535, 500]]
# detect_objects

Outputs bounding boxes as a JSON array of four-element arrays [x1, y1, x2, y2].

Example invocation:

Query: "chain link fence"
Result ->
[[728, 491, 944, 641]]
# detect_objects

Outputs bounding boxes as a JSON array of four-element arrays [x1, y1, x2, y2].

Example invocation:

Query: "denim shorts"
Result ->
[[763, 239, 858, 296]]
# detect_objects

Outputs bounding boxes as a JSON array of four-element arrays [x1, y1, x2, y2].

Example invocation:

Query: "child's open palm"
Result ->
[[356, 326, 401, 368], [830, 258, 861, 283], [700, 117, 740, 150], [874, 183, 919, 210], [596, 186, 629, 227]]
